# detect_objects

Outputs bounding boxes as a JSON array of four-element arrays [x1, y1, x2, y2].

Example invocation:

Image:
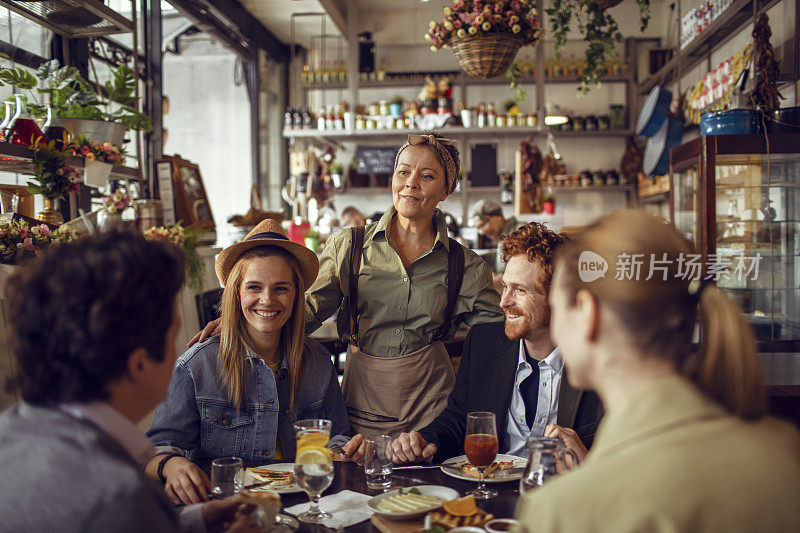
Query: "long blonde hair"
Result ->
[[554, 209, 766, 419], [218, 246, 308, 409]]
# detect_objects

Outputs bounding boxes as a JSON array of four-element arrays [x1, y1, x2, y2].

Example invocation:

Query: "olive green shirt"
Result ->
[[305, 207, 503, 357], [495, 216, 526, 273]]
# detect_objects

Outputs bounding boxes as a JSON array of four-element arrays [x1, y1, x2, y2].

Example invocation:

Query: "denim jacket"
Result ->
[[147, 336, 350, 467]]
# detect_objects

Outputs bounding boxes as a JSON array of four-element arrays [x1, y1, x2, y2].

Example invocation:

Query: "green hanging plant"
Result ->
[[546, 0, 650, 94]]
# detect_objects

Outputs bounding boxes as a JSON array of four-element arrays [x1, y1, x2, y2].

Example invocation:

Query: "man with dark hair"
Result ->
[[391, 222, 602, 463], [0, 231, 254, 532], [471, 199, 525, 289]]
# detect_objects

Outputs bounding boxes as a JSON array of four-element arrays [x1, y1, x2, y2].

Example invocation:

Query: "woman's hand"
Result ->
[[341, 434, 366, 464], [187, 317, 222, 348], [163, 455, 212, 505], [545, 424, 588, 467]]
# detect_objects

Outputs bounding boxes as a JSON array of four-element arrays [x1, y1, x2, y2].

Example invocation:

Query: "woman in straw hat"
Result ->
[[145, 220, 349, 506], [516, 210, 800, 531]]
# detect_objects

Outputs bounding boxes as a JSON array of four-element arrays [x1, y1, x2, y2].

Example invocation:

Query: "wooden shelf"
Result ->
[[283, 127, 634, 141], [301, 74, 631, 91], [0, 142, 141, 181]]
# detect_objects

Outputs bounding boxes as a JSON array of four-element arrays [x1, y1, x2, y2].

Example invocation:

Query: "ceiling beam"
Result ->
[[168, 0, 289, 62], [318, 0, 348, 40]]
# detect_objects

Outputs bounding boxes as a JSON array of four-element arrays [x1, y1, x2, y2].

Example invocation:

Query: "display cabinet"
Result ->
[[669, 133, 799, 342]]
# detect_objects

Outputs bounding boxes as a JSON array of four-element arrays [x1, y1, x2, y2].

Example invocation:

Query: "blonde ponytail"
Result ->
[[687, 285, 766, 419]]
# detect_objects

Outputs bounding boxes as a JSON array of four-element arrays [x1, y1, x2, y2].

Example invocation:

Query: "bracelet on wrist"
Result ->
[[157, 453, 182, 483]]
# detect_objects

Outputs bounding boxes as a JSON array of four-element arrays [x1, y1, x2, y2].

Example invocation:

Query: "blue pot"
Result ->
[[643, 113, 684, 177], [636, 85, 672, 139], [389, 103, 403, 117], [700, 109, 756, 135]]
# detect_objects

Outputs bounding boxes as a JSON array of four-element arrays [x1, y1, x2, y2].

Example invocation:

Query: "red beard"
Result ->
[[504, 305, 550, 340]]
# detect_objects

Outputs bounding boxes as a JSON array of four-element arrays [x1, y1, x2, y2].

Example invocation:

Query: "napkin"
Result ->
[[284, 490, 374, 529]]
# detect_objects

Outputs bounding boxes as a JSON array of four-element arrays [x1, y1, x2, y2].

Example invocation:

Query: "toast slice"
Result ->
[[427, 510, 495, 529], [246, 467, 294, 488]]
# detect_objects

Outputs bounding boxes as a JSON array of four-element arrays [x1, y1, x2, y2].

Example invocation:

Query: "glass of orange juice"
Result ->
[[293, 419, 333, 522]]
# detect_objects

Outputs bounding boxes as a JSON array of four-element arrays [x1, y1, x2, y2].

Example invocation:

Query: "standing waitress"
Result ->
[[306, 134, 502, 457], [192, 134, 502, 454]]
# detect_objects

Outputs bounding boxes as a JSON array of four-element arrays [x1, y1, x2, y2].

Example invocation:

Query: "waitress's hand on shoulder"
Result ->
[[342, 434, 366, 464], [163, 455, 212, 505], [391, 431, 437, 463], [187, 317, 222, 348]]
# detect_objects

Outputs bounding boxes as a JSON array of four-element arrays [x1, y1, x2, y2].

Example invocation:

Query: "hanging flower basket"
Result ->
[[451, 34, 525, 79], [427, 1, 541, 80]]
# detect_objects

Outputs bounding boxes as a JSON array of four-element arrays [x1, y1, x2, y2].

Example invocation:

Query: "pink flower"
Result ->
[[72, 183, 80, 192], [37, 224, 50, 237], [81, 146, 90, 155]]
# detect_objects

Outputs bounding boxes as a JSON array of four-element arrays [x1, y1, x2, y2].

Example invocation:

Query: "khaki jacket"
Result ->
[[516, 376, 800, 532]]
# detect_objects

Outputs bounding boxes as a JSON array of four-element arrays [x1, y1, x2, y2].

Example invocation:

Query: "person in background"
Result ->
[[147, 219, 349, 506], [0, 231, 255, 533], [390, 223, 601, 464], [340, 205, 366, 227], [471, 199, 525, 290], [516, 210, 800, 532]]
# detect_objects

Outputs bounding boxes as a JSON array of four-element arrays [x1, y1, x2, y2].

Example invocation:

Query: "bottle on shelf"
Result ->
[[42, 105, 69, 150], [301, 64, 311, 84], [292, 108, 302, 130], [0, 100, 15, 141], [284, 107, 294, 130], [487, 103, 496, 128], [317, 107, 326, 130], [5, 94, 43, 146], [338, 61, 347, 83], [302, 108, 313, 130], [333, 105, 344, 130], [477, 103, 486, 128]]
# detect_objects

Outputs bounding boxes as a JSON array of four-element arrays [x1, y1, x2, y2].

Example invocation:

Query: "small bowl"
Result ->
[[485, 518, 520, 533]]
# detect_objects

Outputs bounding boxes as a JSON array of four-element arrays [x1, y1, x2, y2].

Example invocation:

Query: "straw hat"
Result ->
[[215, 219, 319, 288]]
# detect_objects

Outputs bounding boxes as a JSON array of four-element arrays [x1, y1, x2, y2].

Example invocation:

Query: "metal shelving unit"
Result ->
[[0, 0, 133, 38]]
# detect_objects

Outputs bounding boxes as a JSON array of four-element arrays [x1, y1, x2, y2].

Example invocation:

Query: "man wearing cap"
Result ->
[[471, 200, 525, 289]]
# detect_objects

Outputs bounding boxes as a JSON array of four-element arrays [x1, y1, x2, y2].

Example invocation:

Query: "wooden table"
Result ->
[[279, 461, 520, 533]]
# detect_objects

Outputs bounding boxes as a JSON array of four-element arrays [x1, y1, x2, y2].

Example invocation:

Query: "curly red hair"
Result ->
[[501, 222, 569, 295]]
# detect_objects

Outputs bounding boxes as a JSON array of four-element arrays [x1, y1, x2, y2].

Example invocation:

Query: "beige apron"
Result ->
[[341, 341, 455, 438], [342, 225, 464, 438]]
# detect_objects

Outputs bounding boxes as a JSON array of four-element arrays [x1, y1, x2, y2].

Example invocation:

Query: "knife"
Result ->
[[392, 463, 455, 470]]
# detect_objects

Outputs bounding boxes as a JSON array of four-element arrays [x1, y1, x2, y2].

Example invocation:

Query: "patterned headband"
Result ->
[[394, 134, 459, 194]]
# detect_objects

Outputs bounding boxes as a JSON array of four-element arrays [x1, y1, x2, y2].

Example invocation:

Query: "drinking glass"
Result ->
[[364, 434, 393, 490], [519, 436, 581, 494], [293, 419, 334, 522], [465, 411, 499, 499], [211, 456, 244, 498]]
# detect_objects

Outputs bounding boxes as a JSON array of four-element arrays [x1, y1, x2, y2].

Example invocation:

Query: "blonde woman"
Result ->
[[516, 210, 800, 531], [146, 220, 349, 506]]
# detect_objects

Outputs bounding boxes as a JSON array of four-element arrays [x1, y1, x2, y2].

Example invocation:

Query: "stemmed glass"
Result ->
[[293, 419, 334, 522], [465, 411, 498, 499]]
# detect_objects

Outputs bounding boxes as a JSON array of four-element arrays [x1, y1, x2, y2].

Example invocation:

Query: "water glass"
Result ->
[[364, 434, 393, 490], [519, 436, 581, 494], [294, 419, 334, 522], [211, 456, 244, 498]]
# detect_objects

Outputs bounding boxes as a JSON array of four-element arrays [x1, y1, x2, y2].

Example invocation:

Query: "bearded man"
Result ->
[[390, 223, 602, 463]]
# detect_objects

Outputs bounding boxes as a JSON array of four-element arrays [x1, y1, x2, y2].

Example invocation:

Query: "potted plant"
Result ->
[[389, 96, 404, 117], [427, 1, 542, 79], [0, 59, 153, 143], [328, 162, 344, 189], [0, 218, 78, 264], [75, 135, 126, 188], [27, 138, 83, 225], [144, 223, 205, 293], [542, 191, 556, 214], [99, 190, 132, 231], [546, 0, 650, 93]]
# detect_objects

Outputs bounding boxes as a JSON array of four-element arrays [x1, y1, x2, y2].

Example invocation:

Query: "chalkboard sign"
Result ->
[[356, 146, 397, 175]]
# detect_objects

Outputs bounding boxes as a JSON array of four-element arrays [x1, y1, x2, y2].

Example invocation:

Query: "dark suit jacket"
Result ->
[[419, 322, 603, 462]]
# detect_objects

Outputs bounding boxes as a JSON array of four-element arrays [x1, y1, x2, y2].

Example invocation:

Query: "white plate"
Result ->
[[440, 454, 526, 483], [245, 463, 304, 495], [367, 485, 459, 519]]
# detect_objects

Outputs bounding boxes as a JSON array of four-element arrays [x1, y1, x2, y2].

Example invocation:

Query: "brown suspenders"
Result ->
[[348, 225, 465, 347]]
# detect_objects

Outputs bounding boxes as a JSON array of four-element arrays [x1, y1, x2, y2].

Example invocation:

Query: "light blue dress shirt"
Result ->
[[503, 343, 563, 457]]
